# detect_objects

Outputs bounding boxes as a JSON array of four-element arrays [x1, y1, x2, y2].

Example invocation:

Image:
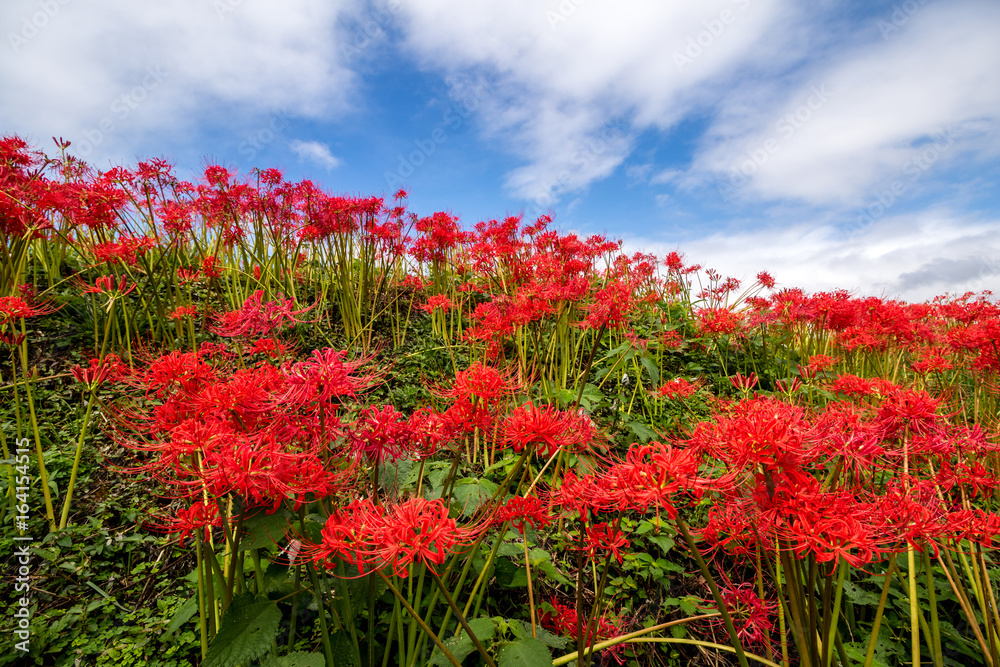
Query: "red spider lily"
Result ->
[[501, 402, 595, 458], [212, 290, 314, 338], [584, 521, 631, 564], [407, 407, 458, 458], [828, 373, 897, 398], [202, 255, 222, 278], [169, 305, 197, 320], [495, 495, 552, 534], [709, 582, 777, 647], [177, 267, 201, 283], [698, 307, 744, 336], [417, 294, 455, 313], [278, 348, 378, 410], [312, 497, 474, 577], [547, 471, 619, 520], [200, 433, 335, 512], [157, 501, 223, 547], [688, 397, 811, 474], [0, 294, 57, 324], [90, 235, 158, 266], [656, 377, 701, 400], [437, 361, 520, 409], [606, 441, 715, 516], [659, 329, 683, 349], [71, 354, 122, 390], [797, 355, 835, 381], [774, 376, 802, 395], [755, 271, 776, 289], [539, 597, 625, 663], [347, 405, 413, 464], [581, 280, 634, 330], [246, 337, 293, 359], [81, 274, 136, 298], [729, 372, 758, 394]]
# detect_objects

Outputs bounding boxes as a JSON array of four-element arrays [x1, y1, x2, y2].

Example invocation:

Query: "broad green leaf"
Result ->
[[627, 421, 657, 443], [261, 652, 326, 667], [841, 579, 880, 606], [639, 354, 659, 386], [647, 534, 676, 553], [161, 594, 198, 640], [452, 477, 499, 517], [241, 509, 292, 552], [203, 595, 282, 667], [497, 638, 553, 667], [428, 617, 496, 666]]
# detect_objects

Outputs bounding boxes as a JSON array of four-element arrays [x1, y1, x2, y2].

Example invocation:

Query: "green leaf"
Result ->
[[841, 579, 880, 607], [639, 354, 659, 386], [576, 383, 605, 412], [452, 477, 499, 517], [647, 534, 676, 553], [240, 509, 292, 552], [161, 595, 198, 640], [497, 638, 553, 667], [261, 652, 326, 667], [627, 421, 657, 443], [428, 617, 496, 666], [203, 595, 282, 667]]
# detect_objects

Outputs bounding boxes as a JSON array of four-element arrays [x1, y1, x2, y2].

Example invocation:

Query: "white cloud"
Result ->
[[290, 139, 342, 169], [689, 1, 1000, 206], [396, 0, 791, 206], [396, 0, 1000, 214], [622, 209, 1000, 302], [0, 0, 362, 165]]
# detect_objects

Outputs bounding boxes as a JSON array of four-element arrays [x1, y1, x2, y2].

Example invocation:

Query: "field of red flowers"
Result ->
[[2, 134, 1000, 667]]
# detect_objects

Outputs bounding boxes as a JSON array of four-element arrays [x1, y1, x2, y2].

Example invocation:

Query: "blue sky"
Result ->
[[3, 0, 999, 300]]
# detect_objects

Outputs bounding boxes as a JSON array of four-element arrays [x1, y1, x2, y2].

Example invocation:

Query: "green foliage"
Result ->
[[203, 595, 282, 667]]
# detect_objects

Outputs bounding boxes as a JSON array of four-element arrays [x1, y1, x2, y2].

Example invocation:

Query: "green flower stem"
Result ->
[[923, 548, 943, 667], [863, 556, 899, 667], [936, 550, 994, 667], [430, 570, 496, 667], [376, 570, 463, 667], [195, 534, 209, 661], [16, 337, 56, 531], [822, 559, 847, 667], [304, 561, 337, 667], [57, 388, 97, 529], [907, 544, 921, 667], [675, 514, 750, 667]]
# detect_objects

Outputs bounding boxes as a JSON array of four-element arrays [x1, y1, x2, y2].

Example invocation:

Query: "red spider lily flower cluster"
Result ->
[[656, 377, 702, 400], [539, 597, 625, 664], [81, 274, 136, 298], [495, 495, 552, 534], [310, 497, 478, 577], [211, 290, 314, 338], [501, 402, 596, 458]]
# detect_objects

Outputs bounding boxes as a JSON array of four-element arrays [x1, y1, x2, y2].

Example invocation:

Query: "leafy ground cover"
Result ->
[[2, 135, 1000, 666]]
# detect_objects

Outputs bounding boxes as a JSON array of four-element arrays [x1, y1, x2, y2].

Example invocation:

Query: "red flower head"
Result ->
[[501, 403, 595, 458]]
